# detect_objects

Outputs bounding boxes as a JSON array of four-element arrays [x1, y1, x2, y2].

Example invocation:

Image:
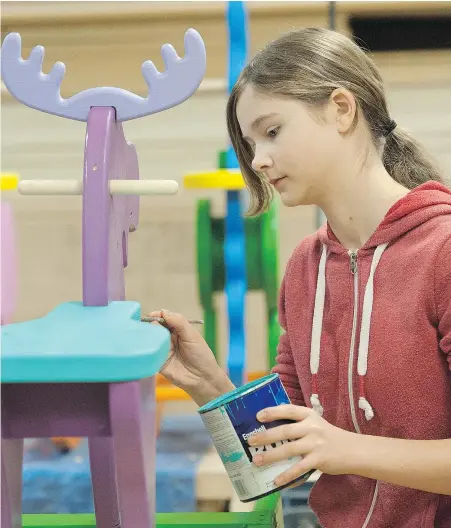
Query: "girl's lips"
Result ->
[[272, 176, 287, 189]]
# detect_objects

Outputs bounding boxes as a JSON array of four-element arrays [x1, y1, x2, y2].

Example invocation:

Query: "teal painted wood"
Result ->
[[1, 301, 170, 383]]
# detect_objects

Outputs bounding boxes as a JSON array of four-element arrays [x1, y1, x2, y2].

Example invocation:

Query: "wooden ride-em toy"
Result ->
[[0, 22, 284, 528]]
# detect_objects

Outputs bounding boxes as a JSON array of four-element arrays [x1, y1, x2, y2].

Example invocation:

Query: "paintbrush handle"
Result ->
[[141, 316, 204, 325]]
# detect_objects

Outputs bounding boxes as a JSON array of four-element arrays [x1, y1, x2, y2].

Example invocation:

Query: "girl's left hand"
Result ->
[[248, 404, 359, 487]]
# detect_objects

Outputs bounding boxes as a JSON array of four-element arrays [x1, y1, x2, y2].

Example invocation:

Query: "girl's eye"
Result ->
[[266, 127, 279, 138]]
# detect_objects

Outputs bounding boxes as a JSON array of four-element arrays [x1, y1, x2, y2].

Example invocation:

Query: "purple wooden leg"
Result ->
[[82, 107, 140, 523], [1, 438, 23, 528], [89, 437, 121, 528], [110, 377, 157, 528]]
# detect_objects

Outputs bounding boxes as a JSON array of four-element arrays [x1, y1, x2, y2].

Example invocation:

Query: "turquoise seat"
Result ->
[[1, 301, 170, 383]]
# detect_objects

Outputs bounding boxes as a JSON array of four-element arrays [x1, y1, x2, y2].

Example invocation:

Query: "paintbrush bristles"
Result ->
[[141, 316, 204, 325]]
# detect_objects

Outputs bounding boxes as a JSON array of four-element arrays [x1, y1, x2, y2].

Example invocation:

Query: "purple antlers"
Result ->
[[0, 29, 206, 122]]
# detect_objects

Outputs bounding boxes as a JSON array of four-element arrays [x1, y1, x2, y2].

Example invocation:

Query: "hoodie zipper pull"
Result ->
[[349, 250, 358, 274]]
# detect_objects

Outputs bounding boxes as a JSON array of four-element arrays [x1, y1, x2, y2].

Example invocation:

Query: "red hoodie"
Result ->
[[273, 181, 451, 528]]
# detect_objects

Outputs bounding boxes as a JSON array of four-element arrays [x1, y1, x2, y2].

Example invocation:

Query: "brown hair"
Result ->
[[226, 27, 444, 215]]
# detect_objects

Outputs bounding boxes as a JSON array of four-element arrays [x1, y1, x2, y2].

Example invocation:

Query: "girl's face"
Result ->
[[236, 84, 346, 207]]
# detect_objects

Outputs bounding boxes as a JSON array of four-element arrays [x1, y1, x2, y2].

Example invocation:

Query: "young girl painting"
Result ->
[[149, 28, 451, 527]]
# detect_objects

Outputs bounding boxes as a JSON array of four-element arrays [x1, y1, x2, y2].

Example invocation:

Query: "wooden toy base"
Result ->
[[22, 492, 283, 528]]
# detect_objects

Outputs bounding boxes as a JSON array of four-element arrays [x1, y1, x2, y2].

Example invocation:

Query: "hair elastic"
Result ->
[[384, 119, 397, 137]]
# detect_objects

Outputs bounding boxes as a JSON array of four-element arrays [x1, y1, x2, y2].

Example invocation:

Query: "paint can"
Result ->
[[198, 373, 315, 502]]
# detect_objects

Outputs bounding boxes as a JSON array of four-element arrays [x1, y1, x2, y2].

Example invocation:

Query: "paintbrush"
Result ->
[[141, 316, 204, 325]]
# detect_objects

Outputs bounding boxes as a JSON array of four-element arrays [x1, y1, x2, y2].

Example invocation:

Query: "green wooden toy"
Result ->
[[22, 493, 283, 528], [196, 193, 281, 370]]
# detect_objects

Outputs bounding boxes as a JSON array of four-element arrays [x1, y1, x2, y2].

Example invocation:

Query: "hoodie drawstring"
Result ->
[[357, 243, 388, 420], [310, 243, 388, 421], [309, 244, 327, 416]]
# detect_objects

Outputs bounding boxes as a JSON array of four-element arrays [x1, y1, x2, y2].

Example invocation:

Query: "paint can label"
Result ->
[[199, 374, 308, 502]]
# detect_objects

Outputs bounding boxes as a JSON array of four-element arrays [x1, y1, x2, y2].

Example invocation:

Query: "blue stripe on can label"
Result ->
[[199, 374, 314, 502]]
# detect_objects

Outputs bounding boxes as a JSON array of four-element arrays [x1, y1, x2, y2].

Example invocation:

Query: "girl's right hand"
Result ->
[[146, 309, 235, 406]]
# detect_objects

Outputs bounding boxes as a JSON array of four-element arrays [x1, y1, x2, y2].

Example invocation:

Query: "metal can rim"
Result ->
[[197, 373, 279, 414]]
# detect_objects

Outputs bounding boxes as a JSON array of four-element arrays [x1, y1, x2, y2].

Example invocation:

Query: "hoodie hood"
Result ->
[[318, 181, 451, 252]]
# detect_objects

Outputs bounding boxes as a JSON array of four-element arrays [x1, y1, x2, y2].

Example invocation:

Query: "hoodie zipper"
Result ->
[[347, 250, 361, 434], [347, 249, 379, 528]]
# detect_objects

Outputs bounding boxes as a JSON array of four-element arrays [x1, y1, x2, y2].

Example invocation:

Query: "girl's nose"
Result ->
[[251, 150, 273, 172]]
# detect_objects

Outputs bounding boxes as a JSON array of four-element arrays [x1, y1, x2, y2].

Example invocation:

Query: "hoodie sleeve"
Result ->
[[271, 266, 305, 406], [435, 235, 451, 367]]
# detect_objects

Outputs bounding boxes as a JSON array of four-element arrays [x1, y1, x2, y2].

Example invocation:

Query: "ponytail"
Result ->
[[382, 127, 444, 189]]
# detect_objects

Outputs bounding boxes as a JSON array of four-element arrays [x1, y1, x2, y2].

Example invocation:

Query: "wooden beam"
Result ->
[[2, 1, 449, 26]]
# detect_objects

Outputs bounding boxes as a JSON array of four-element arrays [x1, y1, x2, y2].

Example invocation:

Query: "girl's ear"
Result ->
[[328, 87, 357, 134]]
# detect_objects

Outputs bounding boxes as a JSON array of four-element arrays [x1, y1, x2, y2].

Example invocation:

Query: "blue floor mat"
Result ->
[[22, 414, 212, 514]]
